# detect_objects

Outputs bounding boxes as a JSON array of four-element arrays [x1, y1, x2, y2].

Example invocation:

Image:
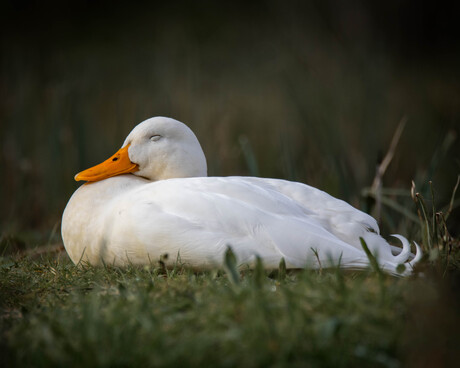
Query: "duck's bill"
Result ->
[[74, 144, 139, 182]]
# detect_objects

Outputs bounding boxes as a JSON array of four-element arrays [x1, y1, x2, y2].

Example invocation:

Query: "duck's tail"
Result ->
[[360, 232, 423, 276]]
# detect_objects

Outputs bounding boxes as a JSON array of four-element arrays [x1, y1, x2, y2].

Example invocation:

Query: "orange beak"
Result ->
[[75, 144, 139, 182]]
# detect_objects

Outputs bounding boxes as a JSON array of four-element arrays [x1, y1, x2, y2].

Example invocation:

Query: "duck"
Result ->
[[61, 116, 421, 275]]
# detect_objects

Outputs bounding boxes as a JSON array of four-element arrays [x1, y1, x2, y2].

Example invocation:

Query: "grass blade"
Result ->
[[360, 237, 384, 281], [224, 246, 240, 285], [445, 175, 460, 220]]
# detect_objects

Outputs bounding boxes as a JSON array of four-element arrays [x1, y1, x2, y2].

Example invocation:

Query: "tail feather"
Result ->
[[408, 241, 423, 268], [361, 233, 422, 276], [390, 234, 412, 264]]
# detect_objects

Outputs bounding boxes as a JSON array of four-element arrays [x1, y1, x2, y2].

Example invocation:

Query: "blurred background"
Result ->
[[1, 0, 459, 247]]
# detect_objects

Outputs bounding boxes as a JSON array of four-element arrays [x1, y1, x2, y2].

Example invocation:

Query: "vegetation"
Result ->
[[0, 249, 458, 367]]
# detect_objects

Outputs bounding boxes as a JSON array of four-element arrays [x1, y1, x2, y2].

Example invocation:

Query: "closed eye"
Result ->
[[150, 135, 162, 142]]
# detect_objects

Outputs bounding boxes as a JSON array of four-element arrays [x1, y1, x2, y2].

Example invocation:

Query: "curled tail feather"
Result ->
[[363, 233, 422, 276]]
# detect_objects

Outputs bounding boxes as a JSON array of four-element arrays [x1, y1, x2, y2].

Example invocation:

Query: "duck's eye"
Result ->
[[150, 135, 162, 142]]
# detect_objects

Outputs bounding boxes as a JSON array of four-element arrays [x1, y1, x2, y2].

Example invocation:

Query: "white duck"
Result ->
[[62, 117, 421, 274]]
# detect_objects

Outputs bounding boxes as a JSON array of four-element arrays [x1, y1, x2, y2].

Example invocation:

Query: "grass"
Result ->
[[1, 248, 459, 368]]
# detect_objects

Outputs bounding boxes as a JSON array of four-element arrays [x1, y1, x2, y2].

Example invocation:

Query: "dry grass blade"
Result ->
[[370, 116, 407, 222], [445, 175, 460, 220]]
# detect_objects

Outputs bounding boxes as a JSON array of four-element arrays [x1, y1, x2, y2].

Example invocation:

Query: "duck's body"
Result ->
[[62, 117, 421, 274]]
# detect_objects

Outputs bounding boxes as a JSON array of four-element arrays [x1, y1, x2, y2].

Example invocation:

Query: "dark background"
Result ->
[[1, 0, 459, 242]]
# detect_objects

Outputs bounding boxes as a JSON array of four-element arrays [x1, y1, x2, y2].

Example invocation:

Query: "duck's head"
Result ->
[[75, 117, 208, 182]]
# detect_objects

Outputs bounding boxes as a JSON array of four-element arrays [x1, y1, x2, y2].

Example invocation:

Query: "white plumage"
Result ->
[[61, 117, 421, 274]]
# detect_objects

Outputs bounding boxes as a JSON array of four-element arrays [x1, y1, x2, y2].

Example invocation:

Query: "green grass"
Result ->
[[1, 245, 459, 368]]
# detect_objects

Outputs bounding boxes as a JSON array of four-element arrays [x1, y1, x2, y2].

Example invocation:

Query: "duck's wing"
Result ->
[[238, 177, 424, 271], [236, 177, 379, 246]]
